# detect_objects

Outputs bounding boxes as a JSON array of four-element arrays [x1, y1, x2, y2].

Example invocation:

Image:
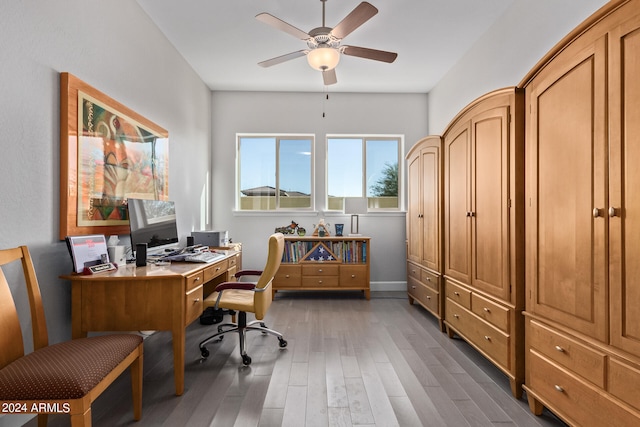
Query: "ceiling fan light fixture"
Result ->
[[307, 47, 340, 71]]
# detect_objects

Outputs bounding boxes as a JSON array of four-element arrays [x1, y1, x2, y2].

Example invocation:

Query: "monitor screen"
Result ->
[[128, 199, 180, 255]]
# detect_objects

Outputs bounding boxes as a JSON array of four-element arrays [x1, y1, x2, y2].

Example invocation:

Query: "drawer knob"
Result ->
[[318, 280, 323, 284], [426, 277, 431, 282], [412, 270, 416, 274], [454, 292, 460, 296], [426, 296, 431, 300], [411, 286, 416, 289], [554, 385, 564, 393], [193, 298, 200, 303], [554, 345, 564, 353], [318, 269, 323, 273], [454, 314, 459, 319], [194, 277, 201, 282], [285, 274, 290, 278], [484, 335, 491, 341], [483, 307, 490, 313]]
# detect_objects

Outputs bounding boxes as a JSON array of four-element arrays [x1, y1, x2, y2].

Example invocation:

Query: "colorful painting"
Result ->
[[60, 73, 169, 239]]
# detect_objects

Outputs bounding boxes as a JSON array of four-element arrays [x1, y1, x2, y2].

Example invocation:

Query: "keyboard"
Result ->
[[184, 251, 224, 263]]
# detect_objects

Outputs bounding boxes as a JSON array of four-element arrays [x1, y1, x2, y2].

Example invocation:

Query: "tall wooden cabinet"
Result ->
[[442, 87, 525, 398], [406, 136, 444, 330], [521, 0, 640, 424]]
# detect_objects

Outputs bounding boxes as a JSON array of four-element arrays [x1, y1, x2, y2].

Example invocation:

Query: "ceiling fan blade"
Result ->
[[342, 45, 398, 63], [322, 68, 337, 86], [330, 2, 378, 39], [256, 13, 310, 40], [258, 50, 307, 68]]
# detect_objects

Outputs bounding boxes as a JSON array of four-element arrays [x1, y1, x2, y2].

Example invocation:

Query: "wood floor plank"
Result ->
[[325, 337, 349, 408], [281, 385, 307, 427], [305, 351, 329, 427], [345, 377, 375, 425]]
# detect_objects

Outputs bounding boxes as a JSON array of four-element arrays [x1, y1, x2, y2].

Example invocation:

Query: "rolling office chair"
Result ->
[[199, 233, 287, 365], [0, 246, 143, 426]]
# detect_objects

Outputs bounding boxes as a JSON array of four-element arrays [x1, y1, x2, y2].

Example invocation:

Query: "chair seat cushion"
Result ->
[[0, 334, 142, 400], [204, 290, 254, 313]]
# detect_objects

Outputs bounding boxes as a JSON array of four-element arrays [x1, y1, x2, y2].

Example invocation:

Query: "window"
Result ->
[[237, 135, 314, 211], [327, 136, 402, 211]]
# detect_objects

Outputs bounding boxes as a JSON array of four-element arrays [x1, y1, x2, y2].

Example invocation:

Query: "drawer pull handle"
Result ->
[[454, 292, 460, 296], [554, 345, 564, 352], [412, 270, 416, 274], [318, 269, 323, 273], [483, 307, 490, 313], [426, 296, 431, 300], [484, 335, 491, 341], [318, 280, 323, 284], [193, 298, 200, 303], [554, 385, 564, 393], [453, 314, 459, 319], [426, 277, 431, 282], [411, 286, 416, 289], [351, 274, 356, 278], [285, 274, 290, 278], [194, 277, 201, 282]]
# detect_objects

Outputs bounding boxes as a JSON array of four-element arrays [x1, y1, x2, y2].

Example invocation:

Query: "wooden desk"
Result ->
[[60, 250, 240, 396]]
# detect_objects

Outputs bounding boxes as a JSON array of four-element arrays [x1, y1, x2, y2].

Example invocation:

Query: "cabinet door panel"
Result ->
[[610, 17, 640, 354], [526, 37, 607, 341], [406, 150, 422, 264], [421, 146, 440, 271], [472, 107, 510, 300], [445, 124, 471, 284]]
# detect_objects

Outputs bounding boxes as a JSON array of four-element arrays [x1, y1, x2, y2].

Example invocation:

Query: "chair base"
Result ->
[[199, 311, 287, 365]]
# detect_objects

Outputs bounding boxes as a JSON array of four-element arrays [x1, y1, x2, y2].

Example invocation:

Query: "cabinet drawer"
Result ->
[[528, 351, 634, 427], [185, 285, 203, 325], [446, 299, 509, 369], [471, 293, 509, 332], [609, 358, 640, 412], [203, 259, 229, 282], [228, 255, 238, 268], [421, 269, 439, 291], [528, 320, 606, 388], [340, 265, 367, 287], [302, 276, 339, 288], [274, 265, 301, 288], [407, 262, 421, 281], [446, 280, 471, 309], [302, 264, 339, 276], [408, 277, 439, 314], [186, 271, 205, 292]]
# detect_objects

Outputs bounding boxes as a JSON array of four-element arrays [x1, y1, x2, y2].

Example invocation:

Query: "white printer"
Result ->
[[191, 230, 229, 247]]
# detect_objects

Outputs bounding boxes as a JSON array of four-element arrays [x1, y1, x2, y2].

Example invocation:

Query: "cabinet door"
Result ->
[[526, 34, 608, 341], [445, 122, 471, 284], [610, 14, 640, 354], [471, 106, 510, 300], [406, 149, 422, 264], [421, 145, 441, 271]]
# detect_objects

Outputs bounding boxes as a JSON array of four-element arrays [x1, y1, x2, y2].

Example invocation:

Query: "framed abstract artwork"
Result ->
[[59, 73, 169, 239]]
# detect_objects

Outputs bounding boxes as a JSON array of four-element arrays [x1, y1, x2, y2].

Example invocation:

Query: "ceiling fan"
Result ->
[[256, 0, 398, 86]]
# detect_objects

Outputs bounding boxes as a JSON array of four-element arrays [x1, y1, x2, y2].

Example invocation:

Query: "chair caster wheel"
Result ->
[[278, 338, 288, 348], [200, 347, 210, 359], [242, 354, 252, 365]]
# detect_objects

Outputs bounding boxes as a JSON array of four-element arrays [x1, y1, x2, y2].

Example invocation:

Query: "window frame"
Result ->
[[236, 133, 315, 212], [326, 134, 404, 212]]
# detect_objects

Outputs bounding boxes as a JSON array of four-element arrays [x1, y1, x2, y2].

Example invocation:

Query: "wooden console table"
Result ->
[[60, 249, 240, 396]]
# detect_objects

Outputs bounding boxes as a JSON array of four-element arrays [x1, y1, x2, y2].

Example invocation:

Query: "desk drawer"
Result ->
[[274, 265, 301, 288], [407, 262, 421, 281], [185, 285, 203, 325], [302, 276, 339, 288], [528, 320, 605, 388], [204, 259, 229, 282], [446, 280, 471, 309], [186, 271, 204, 292], [471, 293, 509, 333], [302, 264, 339, 276]]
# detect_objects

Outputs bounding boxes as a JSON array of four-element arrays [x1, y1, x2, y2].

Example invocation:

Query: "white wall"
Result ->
[[211, 91, 429, 288], [428, 0, 608, 134], [0, 0, 211, 357]]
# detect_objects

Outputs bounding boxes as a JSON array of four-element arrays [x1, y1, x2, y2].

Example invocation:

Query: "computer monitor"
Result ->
[[127, 198, 180, 256]]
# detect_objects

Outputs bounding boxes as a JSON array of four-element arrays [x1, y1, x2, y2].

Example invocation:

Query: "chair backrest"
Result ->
[[0, 246, 49, 370], [253, 233, 284, 319]]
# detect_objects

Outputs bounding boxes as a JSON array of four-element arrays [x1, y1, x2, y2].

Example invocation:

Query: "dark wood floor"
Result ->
[[36, 292, 566, 427]]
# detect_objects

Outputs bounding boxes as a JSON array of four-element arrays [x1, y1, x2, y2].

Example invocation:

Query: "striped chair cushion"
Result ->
[[0, 334, 143, 400]]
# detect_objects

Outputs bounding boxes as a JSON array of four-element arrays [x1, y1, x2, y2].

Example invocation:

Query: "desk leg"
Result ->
[[71, 282, 87, 339], [172, 326, 185, 395]]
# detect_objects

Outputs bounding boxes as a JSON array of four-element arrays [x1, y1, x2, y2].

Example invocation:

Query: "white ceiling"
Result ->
[[136, 0, 514, 93]]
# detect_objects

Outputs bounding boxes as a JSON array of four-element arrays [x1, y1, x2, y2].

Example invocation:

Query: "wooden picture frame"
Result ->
[[60, 73, 169, 240]]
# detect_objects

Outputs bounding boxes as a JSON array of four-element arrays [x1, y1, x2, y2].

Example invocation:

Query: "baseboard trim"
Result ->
[[370, 281, 406, 292]]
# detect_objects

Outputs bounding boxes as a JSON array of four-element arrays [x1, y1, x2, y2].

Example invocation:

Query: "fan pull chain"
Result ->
[[322, 90, 329, 118]]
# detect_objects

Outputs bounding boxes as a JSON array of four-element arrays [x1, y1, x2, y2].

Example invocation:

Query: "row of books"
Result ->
[[281, 240, 367, 264]]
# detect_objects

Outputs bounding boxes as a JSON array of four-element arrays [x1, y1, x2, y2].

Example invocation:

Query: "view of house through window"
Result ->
[[237, 135, 313, 210], [327, 136, 401, 211]]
